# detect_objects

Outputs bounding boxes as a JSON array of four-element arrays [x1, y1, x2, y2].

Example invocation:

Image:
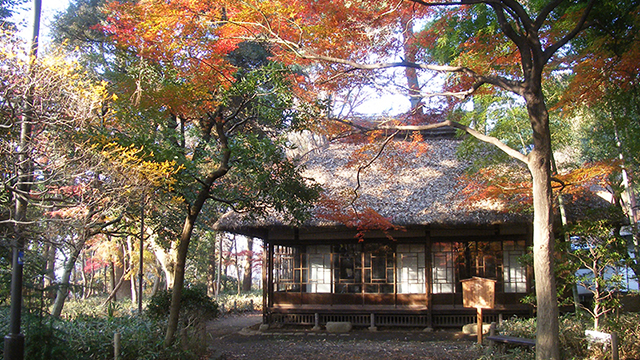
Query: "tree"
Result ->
[[0, 1, 119, 355], [90, 0, 635, 357], [285, 3, 589, 357], [242, 237, 254, 292], [87, 1, 324, 344], [558, 3, 640, 284], [568, 213, 630, 331]]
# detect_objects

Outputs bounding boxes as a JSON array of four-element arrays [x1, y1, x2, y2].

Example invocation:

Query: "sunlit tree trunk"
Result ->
[[207, 238, 217, 297], [242, 238, 253, 292], [525, 88, 560, 360], [52, 242, 84, 317], [399, 14, 422, 115], [150, 240, 176, 289]]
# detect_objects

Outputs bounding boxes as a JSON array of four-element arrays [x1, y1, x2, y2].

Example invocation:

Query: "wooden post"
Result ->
[[477, 307, 483, 344], [611, 331, 619, 360], [114, 332, 121, 360]]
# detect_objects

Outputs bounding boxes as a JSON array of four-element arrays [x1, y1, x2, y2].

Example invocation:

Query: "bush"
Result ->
[[493, 313, 640, 360], [146, 286, 218, 321]]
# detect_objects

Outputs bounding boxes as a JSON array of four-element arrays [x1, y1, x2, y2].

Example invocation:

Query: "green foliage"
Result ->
[[567, 210, 630, 330], [0, 307, 199, 360], [146, 286, 218, 321], [493, 313, 640, 360]]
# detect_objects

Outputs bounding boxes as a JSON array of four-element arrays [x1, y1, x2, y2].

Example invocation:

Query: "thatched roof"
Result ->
[[215, 136, 536, 235]]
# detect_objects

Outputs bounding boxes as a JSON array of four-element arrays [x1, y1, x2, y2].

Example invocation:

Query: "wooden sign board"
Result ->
[[461, 277, 496, 309]]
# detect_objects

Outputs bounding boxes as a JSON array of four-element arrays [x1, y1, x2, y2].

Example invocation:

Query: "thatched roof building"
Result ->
[[214, 131, 613, 330]]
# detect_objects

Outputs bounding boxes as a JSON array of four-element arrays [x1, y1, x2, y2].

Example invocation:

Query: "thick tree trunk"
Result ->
[[242, 238, 253, 292], [525, 89, 560, 360], [399, 14, 422, 114]]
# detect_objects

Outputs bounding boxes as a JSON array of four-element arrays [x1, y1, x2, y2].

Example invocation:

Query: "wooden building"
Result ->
[[216, 134, 537, 328]]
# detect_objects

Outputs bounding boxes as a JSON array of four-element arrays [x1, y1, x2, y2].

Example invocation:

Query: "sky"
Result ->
[[9, 0, 422, 116], [11, 0, 71, 44]]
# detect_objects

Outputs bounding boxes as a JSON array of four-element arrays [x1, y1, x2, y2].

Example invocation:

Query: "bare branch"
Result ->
[[379, 120, 529, 164], [351, 131, 399, 206]]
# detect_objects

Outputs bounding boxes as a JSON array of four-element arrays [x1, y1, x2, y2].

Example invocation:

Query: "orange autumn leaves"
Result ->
[[458, 161, 621, 213]]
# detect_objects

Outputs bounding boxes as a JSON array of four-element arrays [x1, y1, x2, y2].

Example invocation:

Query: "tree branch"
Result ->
[[543, 0, 596, 63], [534, 0, 564, 30], [379, 120, 529, 164], [351, 131, 399, 207]]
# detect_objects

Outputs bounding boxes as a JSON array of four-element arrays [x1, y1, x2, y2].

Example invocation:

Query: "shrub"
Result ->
[[146, 286, 218, 320], [0, 307, 198, 360], [495, 313, 640, 360]]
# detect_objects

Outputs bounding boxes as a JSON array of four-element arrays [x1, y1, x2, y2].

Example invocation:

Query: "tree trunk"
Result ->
[[207, 237, 217, 297], [234, 236, 241, 296], [127, 236, 137, 307], [164, 212, 198, 346], [81, 250, 88, 299], [216, 233, 222, 299], [613, 121, 640, 278], [151, 269, 161, 297], [43, 243, 56, 299], [52, 245, 84, 317], [110, 261, 117, 301], [242, 238, 253, 292], [164, 113, 230, 346], [399, 14, 422, 115], [150, 240, 176, 289], [102, 265, 132, 304], [525, 89, 560, 360]]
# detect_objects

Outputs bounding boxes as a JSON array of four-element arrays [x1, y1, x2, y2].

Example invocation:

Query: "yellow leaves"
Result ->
[[98, 142, 184, 193]]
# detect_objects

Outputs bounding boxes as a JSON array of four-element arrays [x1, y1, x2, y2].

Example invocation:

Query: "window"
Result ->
[[306, 245, 331, 293], [274, 245, 301, 292], [470, 241, 500, 279], [334, 244, 362, 293], [503, 240, 527, 293], [363, 243, 395, 294], [432, 242, 455, 294], [397, 244, 425, 294]]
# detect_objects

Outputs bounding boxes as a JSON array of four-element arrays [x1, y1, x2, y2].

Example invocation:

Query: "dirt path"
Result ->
[[206, 313, 485, 360]]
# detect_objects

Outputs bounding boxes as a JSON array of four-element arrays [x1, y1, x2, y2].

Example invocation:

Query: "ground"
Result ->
[[206, 312, 486, 360]]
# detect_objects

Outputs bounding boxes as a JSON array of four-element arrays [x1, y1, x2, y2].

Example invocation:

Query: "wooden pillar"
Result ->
[[477, 307, 483, 344], [426, 232, 433, 328]]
